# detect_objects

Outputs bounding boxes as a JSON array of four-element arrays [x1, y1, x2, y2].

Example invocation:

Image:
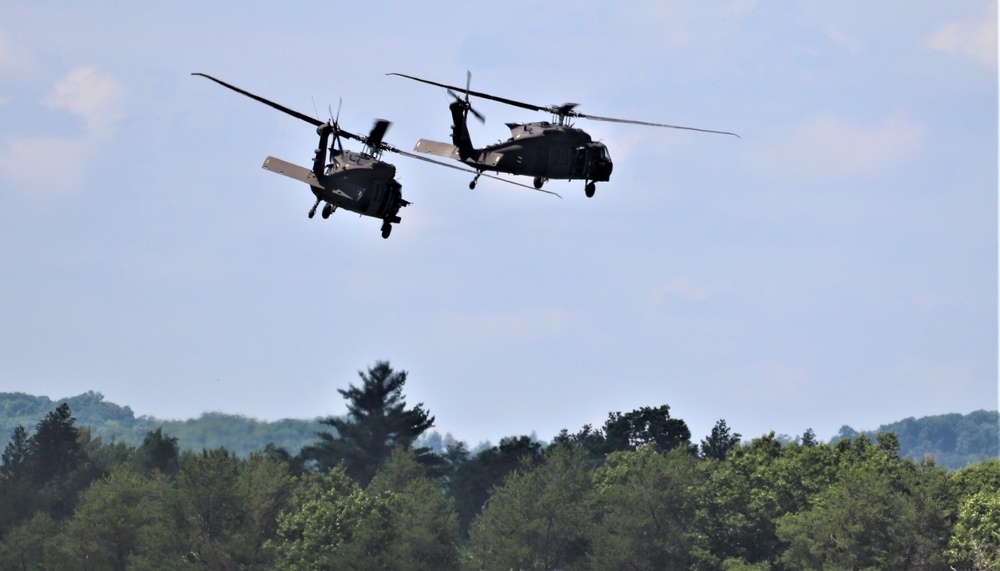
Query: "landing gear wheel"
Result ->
[[533, 177, 544, 189], [469, 180, 476, 190], [381, 222, 392, 239], [322, 203, 334, 219], [585, 182, 596, 198]]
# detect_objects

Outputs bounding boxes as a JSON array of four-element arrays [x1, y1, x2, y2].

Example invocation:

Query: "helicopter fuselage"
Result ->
[[414, 99, 612, 195], [475, 122, 613, 183], [315, 149, 403, 219]]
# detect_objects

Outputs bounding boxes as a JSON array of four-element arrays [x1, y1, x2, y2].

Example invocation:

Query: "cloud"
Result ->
[[926, 1, 998, 68], [824, 24, 864, 55], [0, 67, 125, 200], [748, 113, 925, 182], [45, 67, 125, 136]]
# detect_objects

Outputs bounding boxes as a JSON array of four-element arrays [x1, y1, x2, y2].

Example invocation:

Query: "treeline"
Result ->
[[2, 391, 996, 470], [0, 391, 329, 458], [1, 361, 998, 569]]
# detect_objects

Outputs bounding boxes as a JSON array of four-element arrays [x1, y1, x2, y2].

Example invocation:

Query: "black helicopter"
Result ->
[[389, 72, 739, 197], [193, 73, 542, 239]]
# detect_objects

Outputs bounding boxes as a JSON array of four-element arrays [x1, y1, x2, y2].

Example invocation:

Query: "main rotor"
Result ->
[[388, 72, 740, 137]]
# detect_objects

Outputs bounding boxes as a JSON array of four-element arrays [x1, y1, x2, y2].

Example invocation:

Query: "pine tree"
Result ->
[[1, 425, 31, 478], [700, 419, 742, 460], [30, 403, 83, 483], [302, 361, 435, 484]]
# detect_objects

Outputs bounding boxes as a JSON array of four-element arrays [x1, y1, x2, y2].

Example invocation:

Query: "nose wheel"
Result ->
[[585, 182, 596, 198]]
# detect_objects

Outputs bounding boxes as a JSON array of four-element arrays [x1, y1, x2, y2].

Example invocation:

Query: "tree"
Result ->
[[799, 428, 818, 447], [366, 447, 460, 570], [602, 405, 696, 455], [448, 435, 543, 536], [230, 449, 295, 569], [946, 490, 1000, 570], [134, 427, 180, 476], [467, 443, 592, 571], [588, 446, 707, 570], [272, 450, 459, 571], [1, 425, 31, 477], [301, 361, 436, 484], [700, 419, 742, 460], [64, 464, 171, 571], [30, 403, 83, 483]]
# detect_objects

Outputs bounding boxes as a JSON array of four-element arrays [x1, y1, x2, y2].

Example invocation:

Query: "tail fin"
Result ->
[[448, 101, 475, 160], [313, 123, 332, 174]]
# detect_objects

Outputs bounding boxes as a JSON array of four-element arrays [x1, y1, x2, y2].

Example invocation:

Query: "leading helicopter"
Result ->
[[193, 73, 543, 239], [389, 72, 739, 198]]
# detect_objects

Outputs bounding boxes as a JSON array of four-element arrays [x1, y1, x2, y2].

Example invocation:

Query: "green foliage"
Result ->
[[272, 449, 459, 571], [301, 361, 436, 484], [0, 391, 328, 459], [588, 446, 707, 570], [134, 427, 180, 475], [466, 443, 592, 571], [946, 490, 1000, 570], [64, 464, 171, 571], [448, 435, 543, 536], [0, 384, 996, 568], [842, 410, 999, 469], [701, 419, 742, 460]]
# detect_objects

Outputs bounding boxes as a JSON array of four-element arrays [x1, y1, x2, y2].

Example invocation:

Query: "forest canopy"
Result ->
[[1, 361, 998, 569]]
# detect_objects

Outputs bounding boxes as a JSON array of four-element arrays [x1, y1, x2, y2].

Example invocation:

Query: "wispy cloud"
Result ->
[[748, 112, 925, 183], [824, 24, 864, 55], [45, 67, 125, 135], [925, 0, 998, 68], [0, 66, 125, 200]]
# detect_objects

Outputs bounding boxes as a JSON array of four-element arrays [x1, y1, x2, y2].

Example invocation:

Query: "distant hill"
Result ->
[[836, 409, 999, 470], [0, 391, 328, 458], [0, 392, 996, 468]]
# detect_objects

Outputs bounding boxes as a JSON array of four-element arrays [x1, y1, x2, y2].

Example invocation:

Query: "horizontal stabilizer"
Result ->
[[262, 157, 320, 187], [414, 139, 460, 160], [262, 157, 350, 198]]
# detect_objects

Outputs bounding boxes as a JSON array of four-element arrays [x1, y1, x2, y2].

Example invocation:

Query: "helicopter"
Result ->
[[193, 73, 543, 239], [388, 72, 739, 197]]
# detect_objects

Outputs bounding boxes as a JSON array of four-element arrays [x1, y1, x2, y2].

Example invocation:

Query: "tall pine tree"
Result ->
[[302, 361, 435, 484]]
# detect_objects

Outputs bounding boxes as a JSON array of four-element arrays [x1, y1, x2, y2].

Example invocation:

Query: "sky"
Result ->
[[0, 1, 996, 447]]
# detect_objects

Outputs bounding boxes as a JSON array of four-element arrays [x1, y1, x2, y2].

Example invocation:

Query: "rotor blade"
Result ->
[[367, 119, 391, 150], [192, 73, 324, 127], [573, 111, 740, 138], [388, 72, 546, 113], [388, 73, 740, 137], [446, 89, 485, 123], [386, 146, 562, 198]]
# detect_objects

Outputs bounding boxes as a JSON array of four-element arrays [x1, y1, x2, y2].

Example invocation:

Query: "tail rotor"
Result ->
[[448, 70, 485, 124]]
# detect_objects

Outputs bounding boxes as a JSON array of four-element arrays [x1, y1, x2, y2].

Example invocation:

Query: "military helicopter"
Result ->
[[389, 72, 739, 197], [193, 73, 543, 239]]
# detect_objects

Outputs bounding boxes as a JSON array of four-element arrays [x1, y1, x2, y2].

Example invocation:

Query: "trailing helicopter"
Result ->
[[389, 72, 739, 197], [193, 73, 542, 239]]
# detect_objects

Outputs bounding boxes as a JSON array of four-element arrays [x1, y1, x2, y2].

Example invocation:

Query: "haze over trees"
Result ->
[[1, 360, 998, 569]]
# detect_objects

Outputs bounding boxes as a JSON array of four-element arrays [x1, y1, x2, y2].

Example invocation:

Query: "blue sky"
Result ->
[[0, 1, 996, 446]]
